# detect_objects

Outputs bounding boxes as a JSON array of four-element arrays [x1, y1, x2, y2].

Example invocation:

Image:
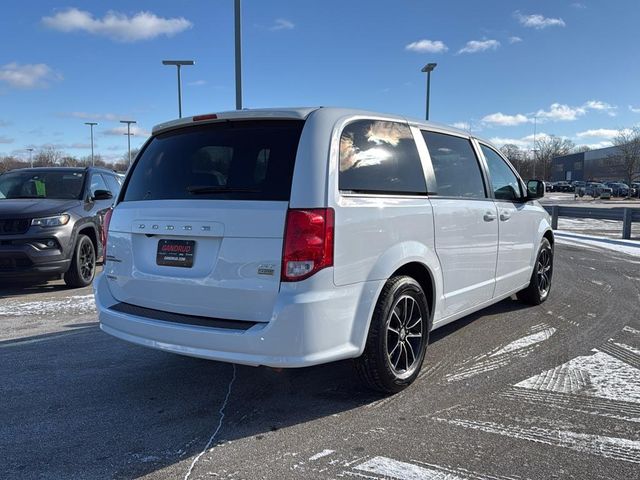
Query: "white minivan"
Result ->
[[95, 107, 553, 392]]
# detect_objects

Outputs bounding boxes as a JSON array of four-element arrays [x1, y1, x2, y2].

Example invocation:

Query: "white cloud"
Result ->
[[508, 36, 523, 44], [458, 39, 500, 54], [42, 8, 192, 42], [405, 39, 448, 53], [0, 135, 14, 144], [269, 18, 294, 31], [515, 11, 566, 29], [576, 128, 631, 139], [451, 122, 470, 130], [0, 62, 61, 89], [629, 105, 640, 113], [103, 126, 150, 137], [535, 100, 617, 122], [62, 112, 122, 121], [187, 80, 207, 87], [571, 3, 587, 9], [482, 112, 530, 126], [489, 133, 551, 149], [575, 141, 613, 150]]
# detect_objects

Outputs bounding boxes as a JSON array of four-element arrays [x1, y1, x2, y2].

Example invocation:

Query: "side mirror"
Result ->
[[526, 180, 545, 199], [93, 189, 113, 201]]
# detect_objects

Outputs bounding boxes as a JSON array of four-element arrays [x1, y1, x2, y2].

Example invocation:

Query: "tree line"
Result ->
[[500, 128, 640, 187], [0, 146, 140, 174]]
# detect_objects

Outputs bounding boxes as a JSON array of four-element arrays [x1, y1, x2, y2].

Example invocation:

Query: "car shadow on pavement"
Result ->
[[0, 326, 383, 479]]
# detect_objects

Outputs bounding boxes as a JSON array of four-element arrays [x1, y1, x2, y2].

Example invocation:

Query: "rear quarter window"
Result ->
[[122, 120, 304, 202], [339, 120, 427, 195]]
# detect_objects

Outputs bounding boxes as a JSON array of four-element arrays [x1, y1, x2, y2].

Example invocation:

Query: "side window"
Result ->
[[104, 174, 121, 197], [421, 131, 486, 198], [339, 120, 427, 194], [90, 174, 109, 197], [480, 145, 522, 201]]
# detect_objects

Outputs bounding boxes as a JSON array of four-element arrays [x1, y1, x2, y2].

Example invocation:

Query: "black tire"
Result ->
[[64, 234, 96, 288], [354, 276, 430, 393], [517, 238, 553, 305]]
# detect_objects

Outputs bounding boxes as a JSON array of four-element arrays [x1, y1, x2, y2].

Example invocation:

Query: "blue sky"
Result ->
[[1, 0, 639, 162]]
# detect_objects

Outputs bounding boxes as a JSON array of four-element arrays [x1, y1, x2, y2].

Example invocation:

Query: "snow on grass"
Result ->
[[555, 231, 640, 257]]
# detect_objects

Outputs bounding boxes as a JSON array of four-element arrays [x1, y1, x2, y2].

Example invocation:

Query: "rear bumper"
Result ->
[[95, 271, 382, 367]]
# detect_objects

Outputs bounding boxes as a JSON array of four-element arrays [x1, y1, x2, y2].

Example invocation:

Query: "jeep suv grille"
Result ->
[[0, 219, 30, 235]]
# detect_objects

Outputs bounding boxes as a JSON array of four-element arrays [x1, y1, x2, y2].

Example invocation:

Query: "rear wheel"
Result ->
[[517, 238, 553, 305], [355, 276, 429, 393], [64, 234, 96, 288]]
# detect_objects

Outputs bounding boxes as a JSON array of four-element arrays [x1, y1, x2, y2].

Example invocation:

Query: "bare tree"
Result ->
[[535, 135, 575, 180], [573, 145, 591, 153], [500, 144, 534, 179], [611, 127, 640, 191], [33, 146, 63, 167], [0, 155, 28, 173]]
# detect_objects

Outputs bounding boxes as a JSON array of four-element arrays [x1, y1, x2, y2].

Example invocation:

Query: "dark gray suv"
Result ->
[[0, 167, 121, 287]]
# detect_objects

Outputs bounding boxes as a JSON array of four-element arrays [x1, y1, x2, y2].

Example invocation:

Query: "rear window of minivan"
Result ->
[[122, 120, 304, 202]]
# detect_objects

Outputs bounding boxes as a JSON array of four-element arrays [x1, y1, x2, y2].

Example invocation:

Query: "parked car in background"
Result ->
[[584, 182, 612, 199], [95, 107, 553, 392], [0, 167, 120, 286], [631, 182, 640, 198], [605, 182, 630, 197], [545, 181, 555, 192], [553, 181, 573, 192]]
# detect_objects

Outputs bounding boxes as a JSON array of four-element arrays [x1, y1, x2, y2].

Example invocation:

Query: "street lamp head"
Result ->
[[119, 120, 137, 124], [84, 122, 98, 126], [421, 63, 437, 73], [162, 60, 195, 66]]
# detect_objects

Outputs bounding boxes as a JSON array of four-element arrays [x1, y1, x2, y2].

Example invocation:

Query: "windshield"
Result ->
[[122, 120, 304, 202], [0, 171, 85, 200]]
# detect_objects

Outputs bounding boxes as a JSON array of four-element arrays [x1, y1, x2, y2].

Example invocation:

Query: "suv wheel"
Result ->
[[64, 234, 96, 288], [355, 276, 429, 393], [517, 238, 553, 305]]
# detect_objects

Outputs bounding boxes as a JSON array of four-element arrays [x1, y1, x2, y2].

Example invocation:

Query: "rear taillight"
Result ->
[[102, 208, 113, 258], [281, 208, 334, 282]]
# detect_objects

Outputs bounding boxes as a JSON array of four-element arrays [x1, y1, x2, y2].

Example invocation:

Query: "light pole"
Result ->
[[532, 116, 538, 178], [421, 63, 437, 121], [26, 148, 34, 167], [234, 0, 243, 109], [120, 120, 136, 166], [84, 122, 97, 166], [162, 60, 195, 118]]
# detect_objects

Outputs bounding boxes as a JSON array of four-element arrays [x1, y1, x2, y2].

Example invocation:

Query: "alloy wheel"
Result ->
[[385, 295, 424, 379]]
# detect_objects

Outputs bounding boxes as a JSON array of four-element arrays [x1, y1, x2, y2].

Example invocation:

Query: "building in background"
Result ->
[[551, 145, 636, 182]]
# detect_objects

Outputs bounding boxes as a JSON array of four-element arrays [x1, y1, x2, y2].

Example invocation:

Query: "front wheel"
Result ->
[[517, 238, 553, 305], [354, 276, 430, 393], [64, 234, 96, 288]]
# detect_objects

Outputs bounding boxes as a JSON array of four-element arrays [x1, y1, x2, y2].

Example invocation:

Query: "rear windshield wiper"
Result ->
[[187, 186, 260, 194]]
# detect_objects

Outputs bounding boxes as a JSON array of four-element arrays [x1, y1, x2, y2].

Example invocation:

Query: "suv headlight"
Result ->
[[31, 214, 71, 227]]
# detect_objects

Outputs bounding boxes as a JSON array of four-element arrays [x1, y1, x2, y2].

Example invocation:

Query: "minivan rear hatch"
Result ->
[[105, 120, 304, 323]]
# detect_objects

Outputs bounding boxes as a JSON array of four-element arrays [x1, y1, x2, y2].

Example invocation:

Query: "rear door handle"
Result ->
[[483, 212, 496, 221], [500, 211, 511, 221]]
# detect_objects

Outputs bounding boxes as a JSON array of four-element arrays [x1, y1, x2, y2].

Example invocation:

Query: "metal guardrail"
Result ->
[[543, 205, 640, 239]]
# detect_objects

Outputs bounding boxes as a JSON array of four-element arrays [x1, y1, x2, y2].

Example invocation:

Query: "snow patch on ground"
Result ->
[[515, 349, 640, 404], [0, 294, 95, 317], [354, 456, 465, 480], [435, 418, 640, 464], [489, 328, 556, 357], [555, 231, 640, 257], [309, 449, 335, 461]]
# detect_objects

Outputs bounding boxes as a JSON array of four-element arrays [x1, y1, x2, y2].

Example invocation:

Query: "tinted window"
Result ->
[[104, 174, 121, 197], [339, 120, 426, 194], [422, 131, 486, 198], [123, 121, 304, 202], [481, 145, 522, 201], [90, 174, 109, 197], [0, 170, 85, 200]]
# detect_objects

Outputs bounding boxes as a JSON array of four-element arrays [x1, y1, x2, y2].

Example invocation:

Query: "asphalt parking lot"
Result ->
[[1, 243, 639, 480]]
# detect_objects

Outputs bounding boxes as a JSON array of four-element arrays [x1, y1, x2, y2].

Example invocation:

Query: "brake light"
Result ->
[[193, 114, 218, 121], [102, 208, 113, 258], [281, 208, 334, 282]]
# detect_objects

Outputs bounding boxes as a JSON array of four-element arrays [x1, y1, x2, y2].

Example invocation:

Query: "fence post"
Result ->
[[622, 208, 632, 240], [551, 205, 559, 230]]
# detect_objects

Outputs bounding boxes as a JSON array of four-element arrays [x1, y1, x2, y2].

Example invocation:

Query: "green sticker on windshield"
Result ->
[[35, 179, 46, 196]]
